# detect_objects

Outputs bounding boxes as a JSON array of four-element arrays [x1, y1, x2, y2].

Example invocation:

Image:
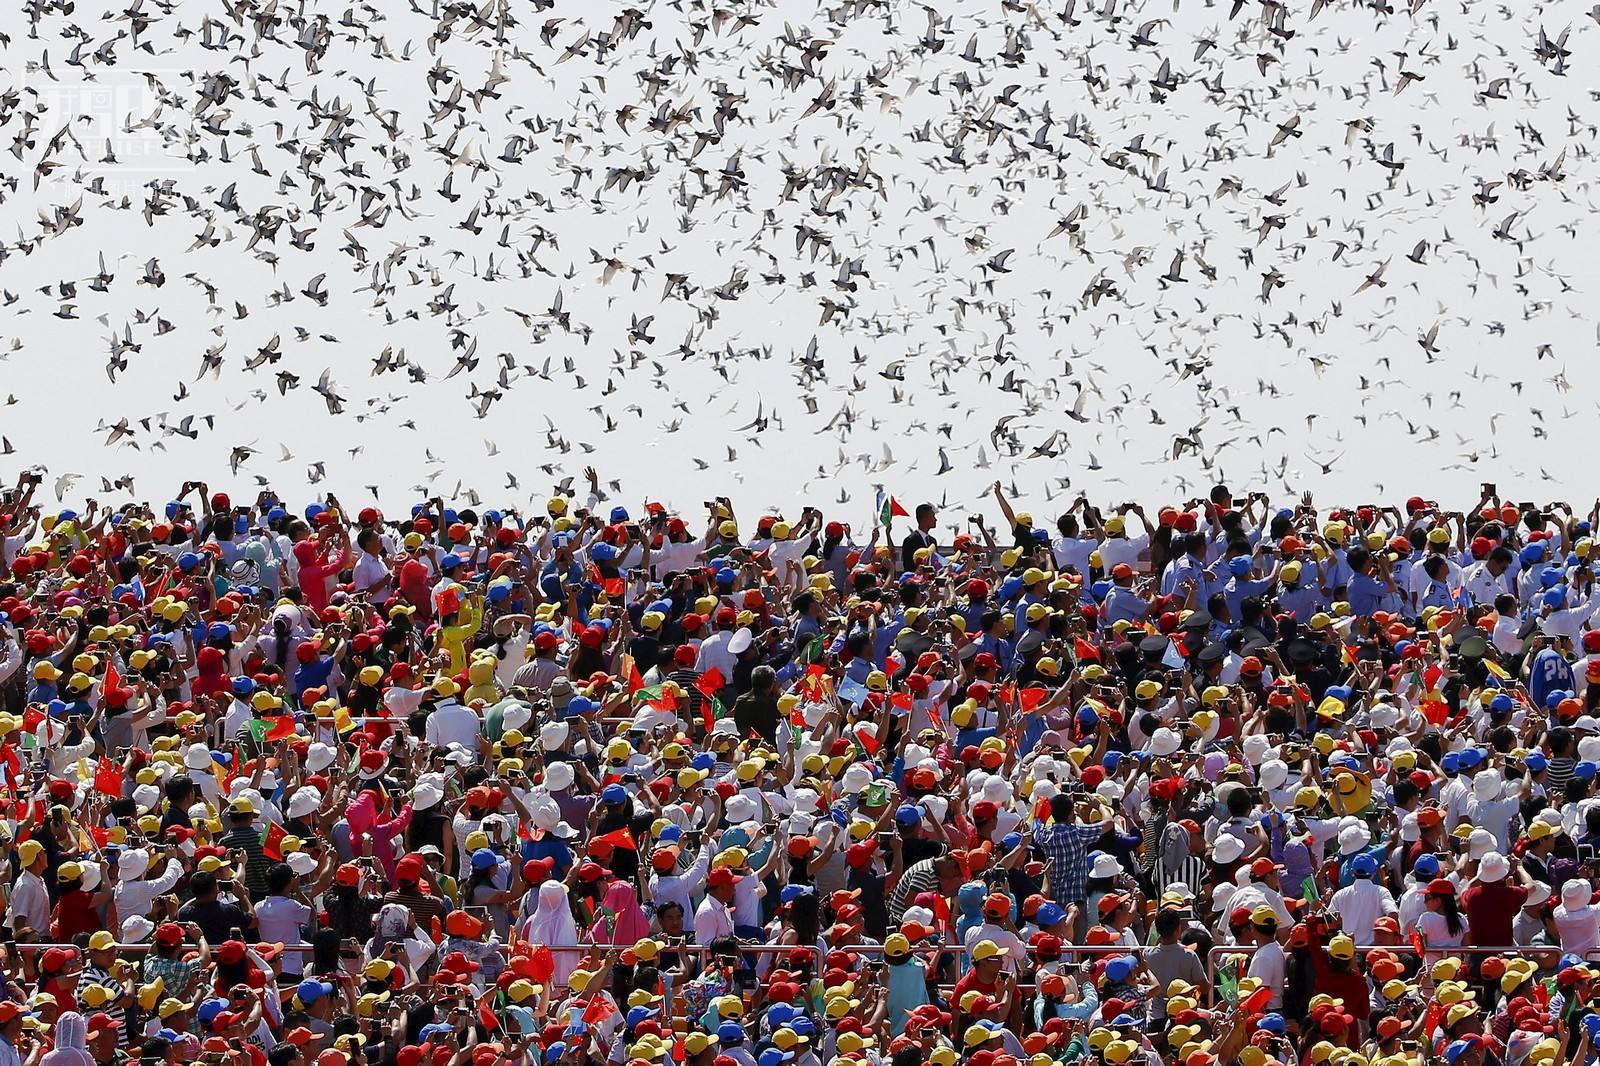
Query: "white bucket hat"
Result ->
[[1561, 878, 1591, 910], [501, 700, 532, 732], [540, 722, 570, 750], [184, 743, 214, 771], [725, 794, 758, 822], [285, 788, 322, 820], [121, 915, 155, 943], [117, 848, 151, 881], [306, 742, 337, 772], [1089, 852, 1122, 879], [1477, 851, 1508, 882], [1241, 734, 1272, 766], [412, 773, 445, 811], [133, 783, 161, 813], [287, 852, 318, 876], [1148, 728, 1181, 757], [1338, 823, 1370, 856], [1257, 759, 1289, 792], [544, 761, 575, 792], [1212, 833, 1246, 864]]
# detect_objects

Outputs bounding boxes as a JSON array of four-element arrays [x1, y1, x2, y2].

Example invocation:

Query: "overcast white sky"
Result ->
[[1, 0, 1596, 532]]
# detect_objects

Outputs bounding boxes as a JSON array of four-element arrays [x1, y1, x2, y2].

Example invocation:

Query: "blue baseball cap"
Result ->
[[470, 848, 499, 871], [718, 1022, 746, 1045], [231, 677, 256, 696], [758, 1050, 791, 1066], [609, 507, 630, 524], [1574, 761, 1597, 781], [895, 804, 922, 826], [440, 554, 464, 571], [297, 979, 333, 1005], [765, 1004, 798, 1027], [625, 1006, 657, 1029], [1441, 753, 1460, 774], [1036, 902, 1067, 927], [1228, 556, 1252, 576], [1413, 854, 1441, 878], [1526, 752, 1549, 772], [566, 696, 598, 716], [1490, 693, 1514, 713], [601, 784, 629, 805], [197, 999, 229, 1025], [1104, 955, 1136, 983], [1351, 854, 1378, 878], [1257, 1014, 1287, 1035]]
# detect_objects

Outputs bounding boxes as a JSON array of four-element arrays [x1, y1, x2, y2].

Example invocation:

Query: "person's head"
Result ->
[[87, 1014, 121, 1059], [165, 774, 196, 809], [751, 665, 777, 696], [933, 854, 965, 895], [190, 870, 220, 901], [0, 1002, 25, 1041], [1154, 906, 1183, 943], [655, 900, 684, 936], [268, 1043, 304, 1066], [916, 503, 936, 532]]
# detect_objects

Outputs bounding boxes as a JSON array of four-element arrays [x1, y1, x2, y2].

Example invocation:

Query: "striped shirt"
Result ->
[[222, 825, 271, 899]]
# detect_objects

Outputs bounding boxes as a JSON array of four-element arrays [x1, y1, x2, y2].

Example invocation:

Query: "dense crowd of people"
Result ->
[[1, 470, 1599, 1066]]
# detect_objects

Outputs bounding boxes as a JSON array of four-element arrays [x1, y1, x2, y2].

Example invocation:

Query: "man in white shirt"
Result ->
[[114, 848, 185, 923], [1461, 547, 1516, 608], [694, 610, 740, 680], [694, 867, 739, 944], [1328, 854, 1397, 943], [1244, 907, 1286, 1010], [1097, 509, 1153, 573], [424, 692, 482, 750], [650, 835, 715, 919], [6, 841, 50, 940]]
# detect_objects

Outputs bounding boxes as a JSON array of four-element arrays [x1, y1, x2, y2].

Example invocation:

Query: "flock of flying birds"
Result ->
[[0, 0, 1598, 517]]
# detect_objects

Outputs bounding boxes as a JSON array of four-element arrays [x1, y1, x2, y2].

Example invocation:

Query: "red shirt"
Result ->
[[1461, 880, 1529, 946], [51, 888, 101, 942]]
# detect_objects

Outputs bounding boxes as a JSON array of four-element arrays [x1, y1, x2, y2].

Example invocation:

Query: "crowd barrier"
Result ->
[[14, 938, 1574, 1016]]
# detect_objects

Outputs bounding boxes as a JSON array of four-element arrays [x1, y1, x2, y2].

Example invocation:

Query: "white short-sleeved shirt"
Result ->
[[1098, 534, 1150, 573]]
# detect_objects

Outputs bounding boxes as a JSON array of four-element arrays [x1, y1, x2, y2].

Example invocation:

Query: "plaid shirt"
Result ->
[[142, 952, 200, 997], [1034, 821, 1104, 904]]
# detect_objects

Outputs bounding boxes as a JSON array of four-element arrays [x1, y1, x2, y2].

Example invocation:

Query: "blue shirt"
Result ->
[[1102, 587, 1151, 626], [1223, 576, 1274, 624], [1530, 648, 1575, 709], [1348, 573, 1387, 617]]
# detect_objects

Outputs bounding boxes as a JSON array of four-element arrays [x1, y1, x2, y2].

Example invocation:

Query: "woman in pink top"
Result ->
[[295, 523, 352, 613], [345, 787, 413, 883]]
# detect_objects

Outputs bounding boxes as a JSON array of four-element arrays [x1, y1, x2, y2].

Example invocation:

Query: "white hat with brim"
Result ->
[[412, 774, 445, 812], [1212, 834, 1245, 864], [544, 762, 575, 792], [728, 628, 754, 655], [185, 744, 214, 771], [286, 788, 323, 820], [306, 743, 337, 772], [121, 915, 155, 943], [1477, 852, 1508, 882]]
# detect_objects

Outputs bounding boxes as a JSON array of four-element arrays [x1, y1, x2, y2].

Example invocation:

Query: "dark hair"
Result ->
[[1154, 908, 1183, 938], [915, 503, 935, 523], [267, 863, 297, 895]]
